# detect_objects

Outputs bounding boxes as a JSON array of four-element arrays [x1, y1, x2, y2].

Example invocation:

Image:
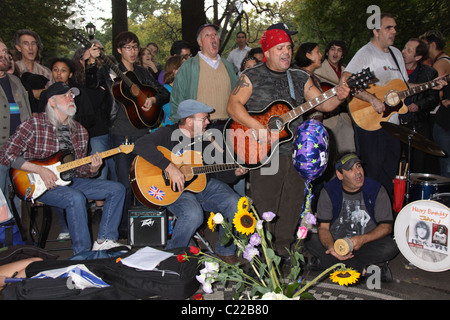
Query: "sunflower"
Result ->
[[329, 268, 360, 286], [237, 197, 250, 212], [233, 209, 256, 235], [207, 212, 216, 232]]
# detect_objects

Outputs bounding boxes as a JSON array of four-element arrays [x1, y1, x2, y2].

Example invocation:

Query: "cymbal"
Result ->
[[381, 122, 446, 157]]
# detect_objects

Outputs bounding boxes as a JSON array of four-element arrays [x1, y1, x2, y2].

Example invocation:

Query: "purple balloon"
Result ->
[[292, 119, 329, 181]]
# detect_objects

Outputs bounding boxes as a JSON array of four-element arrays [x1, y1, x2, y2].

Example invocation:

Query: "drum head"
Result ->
[[394, 200, 450, 272], [409, 173, 450, 185]]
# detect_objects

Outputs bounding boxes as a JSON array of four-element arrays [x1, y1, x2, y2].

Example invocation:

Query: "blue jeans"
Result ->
[[433, 123, 450, 178], [167, 178, 239, 256], [90, 134, 117, 181], [37, 178, 125, 254]]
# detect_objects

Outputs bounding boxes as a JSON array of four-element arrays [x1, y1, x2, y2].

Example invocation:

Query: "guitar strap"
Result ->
[[286, 69, 297, 103], [388, 48, 409, 88]]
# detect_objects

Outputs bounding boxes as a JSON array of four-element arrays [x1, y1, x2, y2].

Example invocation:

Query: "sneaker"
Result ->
[[57, 232, 71, 240], [92, 239, 130, 251]]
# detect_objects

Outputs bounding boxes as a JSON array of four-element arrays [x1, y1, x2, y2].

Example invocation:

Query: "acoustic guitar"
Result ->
[[348, 74, 450, 131], [130, 146, 240, 207], [10, 144, 134, 201], [223, 68, 374, 169], [73, 30, 162, 129]]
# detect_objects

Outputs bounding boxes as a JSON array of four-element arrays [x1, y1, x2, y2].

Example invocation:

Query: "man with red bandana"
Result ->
[[227, 23, 349, 258]]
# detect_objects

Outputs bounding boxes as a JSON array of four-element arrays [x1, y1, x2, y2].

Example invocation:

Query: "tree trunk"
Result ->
[[181, 0, 206, 54], [111, 0, 128, 61]]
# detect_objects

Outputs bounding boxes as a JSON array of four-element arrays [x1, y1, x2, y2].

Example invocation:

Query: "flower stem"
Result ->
[[293, 263, 345, 298]]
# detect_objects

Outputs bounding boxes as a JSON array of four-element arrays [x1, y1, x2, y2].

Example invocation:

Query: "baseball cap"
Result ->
[[45, 82, 80, 99], [266, 23, 298, 36], [197, 24, 220, 37], [335, 153, 362, 171], [177, 99, 214, 119]]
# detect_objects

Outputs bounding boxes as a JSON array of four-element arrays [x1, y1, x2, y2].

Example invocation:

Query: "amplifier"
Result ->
[[128, 206, 167, 247]]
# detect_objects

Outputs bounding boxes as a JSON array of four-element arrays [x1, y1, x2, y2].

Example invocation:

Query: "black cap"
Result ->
[[45, 82, 80, 99], [335, 153, 362, 171], [197, 24, 220, 37], [266, 23, 298, 35]]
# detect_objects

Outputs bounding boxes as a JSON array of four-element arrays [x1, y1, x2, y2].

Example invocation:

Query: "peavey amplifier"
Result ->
[[128, 206, 167, 247]]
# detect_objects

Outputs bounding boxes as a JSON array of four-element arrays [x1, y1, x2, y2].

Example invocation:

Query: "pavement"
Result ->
[[27, 205, 450, 301]]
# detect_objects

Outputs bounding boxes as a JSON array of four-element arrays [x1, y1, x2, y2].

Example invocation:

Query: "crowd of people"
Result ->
[[0, 13, 449, 284]]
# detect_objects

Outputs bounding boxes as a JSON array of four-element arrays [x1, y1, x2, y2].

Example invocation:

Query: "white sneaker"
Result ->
[[57, 232, 71, 240], [92, 239, 129, 251]]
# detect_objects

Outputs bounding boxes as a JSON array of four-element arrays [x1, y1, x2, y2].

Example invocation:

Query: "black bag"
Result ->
[[2, 248, 200, 300], [0, 245, 58, 265]]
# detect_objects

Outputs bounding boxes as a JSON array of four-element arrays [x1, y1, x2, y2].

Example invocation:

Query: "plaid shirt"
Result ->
[[0, 113, 94, 178]]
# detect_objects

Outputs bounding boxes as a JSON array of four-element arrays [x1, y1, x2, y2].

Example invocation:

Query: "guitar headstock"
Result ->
[[346, 68, 375, 93], [73, 29, 93, 49], [119, 144, 135, 154]]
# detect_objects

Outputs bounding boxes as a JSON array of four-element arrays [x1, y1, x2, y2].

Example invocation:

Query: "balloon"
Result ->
[[292, 119, 329, 219], [292, 119, 329, 181]]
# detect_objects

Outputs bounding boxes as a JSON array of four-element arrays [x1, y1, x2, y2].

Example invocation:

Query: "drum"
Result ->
[[409, 173, 450, 202], [395, 200, 450, 272], [431, 193, 450, 208]]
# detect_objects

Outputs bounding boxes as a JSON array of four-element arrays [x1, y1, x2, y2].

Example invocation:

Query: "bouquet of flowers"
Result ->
[[178, 196, 359, 300]]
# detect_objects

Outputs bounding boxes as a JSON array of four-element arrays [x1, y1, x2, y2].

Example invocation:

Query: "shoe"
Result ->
[[217, 254, 240, 265], [57, 232, 70, 240], [92, 239, 130, 251], [305, 256, 322, 271], [380, 262, 393, 283]]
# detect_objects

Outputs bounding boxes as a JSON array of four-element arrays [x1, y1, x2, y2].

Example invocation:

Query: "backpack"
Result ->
[[0, 219, 26, 248]]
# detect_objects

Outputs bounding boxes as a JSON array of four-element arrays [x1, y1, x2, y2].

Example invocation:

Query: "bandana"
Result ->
[[259, 29, 292, 61]]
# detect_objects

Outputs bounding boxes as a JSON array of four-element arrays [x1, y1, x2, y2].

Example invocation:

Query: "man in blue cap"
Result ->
[[305, 152, 398, 281], [134, 99, 247, 263], [0, 82, 126, 255]]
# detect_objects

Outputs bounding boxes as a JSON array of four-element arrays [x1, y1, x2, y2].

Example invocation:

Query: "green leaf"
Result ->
[[286, 282, 300, 298]]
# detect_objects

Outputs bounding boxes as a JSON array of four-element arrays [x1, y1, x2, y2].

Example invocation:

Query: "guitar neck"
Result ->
[[101, 52, 133, 87], [192, 163, 240, 175], [56, 148, 122, 173], [280, 85, 339, 124], [399, 74, 450, 99]]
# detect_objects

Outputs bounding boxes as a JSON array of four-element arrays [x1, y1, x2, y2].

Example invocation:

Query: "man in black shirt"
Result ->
[[134, 100, 247, 263]]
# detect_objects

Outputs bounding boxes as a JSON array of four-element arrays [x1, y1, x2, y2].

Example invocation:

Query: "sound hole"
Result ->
[[385, 90, 400, 107], [268, 116, 284, 132]]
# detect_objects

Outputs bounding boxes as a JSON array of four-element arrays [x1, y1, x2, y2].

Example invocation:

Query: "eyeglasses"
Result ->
[[191, 115, 209, 122], [63, 91, 75, 99], [121, 45, 139, 52]]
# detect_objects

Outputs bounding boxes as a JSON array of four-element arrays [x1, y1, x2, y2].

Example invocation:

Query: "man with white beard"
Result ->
[[0, 82, 126, 255]]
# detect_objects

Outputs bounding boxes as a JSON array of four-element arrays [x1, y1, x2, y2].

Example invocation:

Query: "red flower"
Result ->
[[193, 293, 204, 300], [177, 253, 187, 262], [189, 246, 200, 255]]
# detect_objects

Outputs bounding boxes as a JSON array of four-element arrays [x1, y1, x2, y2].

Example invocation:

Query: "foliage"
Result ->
[[0, 0, 77, 63], [291, 0, 449, 64], [179, 197, 353, 300]]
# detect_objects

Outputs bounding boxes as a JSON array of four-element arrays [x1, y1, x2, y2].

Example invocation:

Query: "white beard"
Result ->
[[56, 102, 77, 117]]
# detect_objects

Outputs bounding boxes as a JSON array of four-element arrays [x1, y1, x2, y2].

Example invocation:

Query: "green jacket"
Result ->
[[169, 54, 237, 122]]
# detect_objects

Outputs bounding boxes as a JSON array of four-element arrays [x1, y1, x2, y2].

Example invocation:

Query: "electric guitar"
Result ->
[[349, 74, 450, 131], [10, 144, 134, 201], [73, 29, 163, 129], [224, 68, 374, 169], [130, 146, 240, 207]]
